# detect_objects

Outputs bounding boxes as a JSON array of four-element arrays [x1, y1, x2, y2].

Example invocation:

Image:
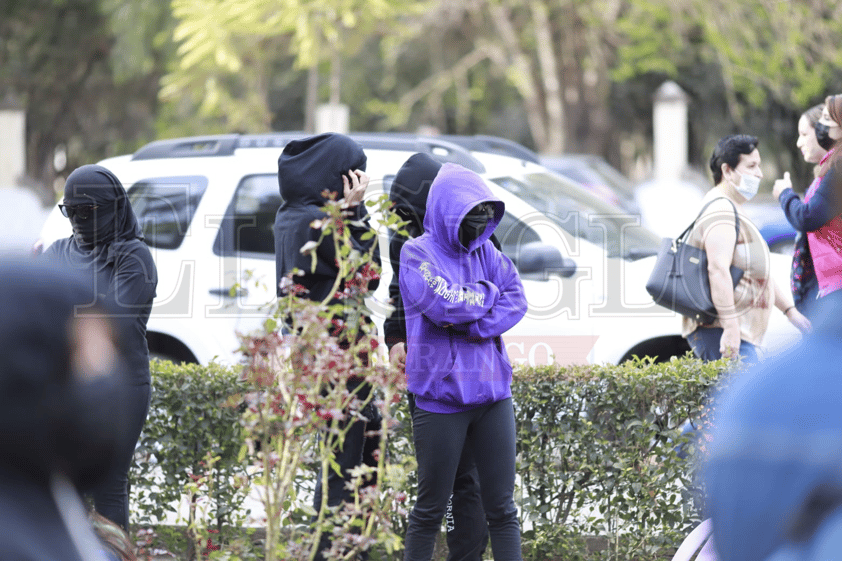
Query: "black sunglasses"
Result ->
[[59, 203, 100, 220], [467, 202, 495, 217]]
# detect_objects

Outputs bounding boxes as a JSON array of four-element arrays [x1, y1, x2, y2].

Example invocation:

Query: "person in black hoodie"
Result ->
[[386, 153, 499, 561], [0, 257, 127, 561], [42, 164, 157, 531], [273, 133, 382, 559], [274, 132, 380, 304]]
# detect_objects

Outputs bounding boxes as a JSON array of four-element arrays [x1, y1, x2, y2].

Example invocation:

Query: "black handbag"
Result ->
[[646, 198, 745, 324]]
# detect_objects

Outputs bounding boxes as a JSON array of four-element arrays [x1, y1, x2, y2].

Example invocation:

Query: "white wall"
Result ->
[[0, 108, 26, 188]]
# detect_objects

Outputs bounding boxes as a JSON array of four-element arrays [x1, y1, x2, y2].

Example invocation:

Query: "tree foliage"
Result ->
[[0, 0, 172, 200], [160, 0, 426, 134], [613, 0, 842, 121], [7, 0, 842, 192]]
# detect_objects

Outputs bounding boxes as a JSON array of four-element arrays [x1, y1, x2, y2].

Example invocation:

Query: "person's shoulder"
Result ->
[[276, 200, 323, 217], [400, 234, 431, 259], [703, 195, 737, 215], [121, 238, 153, 255], [698, 195, 739, 225], [111, 239, 155, 266], [476, 239, 503, 259], [43, 236, 73, 254]]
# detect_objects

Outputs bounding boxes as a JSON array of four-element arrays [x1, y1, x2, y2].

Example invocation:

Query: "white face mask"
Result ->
[[733, 172, 761, 200]]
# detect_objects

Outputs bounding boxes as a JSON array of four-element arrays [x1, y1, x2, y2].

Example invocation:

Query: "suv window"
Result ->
[[497, 211, 541, 260], [127, 176, 208, 249], [213, 174, 282, 258]]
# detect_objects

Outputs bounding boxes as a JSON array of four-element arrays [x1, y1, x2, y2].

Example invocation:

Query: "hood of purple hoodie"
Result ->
[[423, 163, 504, 254]]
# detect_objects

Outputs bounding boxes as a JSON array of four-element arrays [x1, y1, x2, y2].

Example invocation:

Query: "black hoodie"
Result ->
[[273, 133, 380, 306], [384, 153, 500, 349], [43, 164, 157, 386]]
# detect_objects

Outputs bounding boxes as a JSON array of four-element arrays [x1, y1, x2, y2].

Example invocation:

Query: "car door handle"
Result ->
[[209, 287, 249, 297]]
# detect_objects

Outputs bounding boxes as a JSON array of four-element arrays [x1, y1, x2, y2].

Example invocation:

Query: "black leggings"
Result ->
[[92, 382, 150, 530], [408, 393, 488, 561], [404, 398, 521, 561]]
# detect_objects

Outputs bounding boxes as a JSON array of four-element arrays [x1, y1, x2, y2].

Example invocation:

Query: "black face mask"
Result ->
[[815, 122, 837, 151], [459, 203, 494, 248], [67, 200, 118, 250]]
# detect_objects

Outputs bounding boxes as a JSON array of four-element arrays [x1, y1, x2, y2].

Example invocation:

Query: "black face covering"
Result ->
[[68, 201, 116, 248], [62, 165, 142, 252], [459, 203, 495, 248], [815, 122, 837, 151]]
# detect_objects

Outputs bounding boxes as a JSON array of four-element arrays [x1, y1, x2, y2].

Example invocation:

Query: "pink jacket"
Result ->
[[805, 151, 842, 295]]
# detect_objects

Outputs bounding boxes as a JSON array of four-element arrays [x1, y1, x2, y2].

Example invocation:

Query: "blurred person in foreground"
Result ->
[[90, 511, 138, 561], [682, 135, 810, 363], [0, 257, 127, 560], [704, 308, 842, 561], [774, 94, 842, 320], [386, 153, 494, 560], [41, 164, 158, 530]]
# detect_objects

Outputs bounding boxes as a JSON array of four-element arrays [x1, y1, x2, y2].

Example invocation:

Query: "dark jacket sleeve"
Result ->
[[780, 169, 839, 232], [109, 242, 158, 311], [108, 241, 158, 384], [383, 230, 408, 350]]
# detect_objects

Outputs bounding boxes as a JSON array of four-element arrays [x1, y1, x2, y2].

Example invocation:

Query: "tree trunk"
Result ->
[[304, 65, 318, 134], [531, 0, 565, 154], [487, 2, 548, 151]]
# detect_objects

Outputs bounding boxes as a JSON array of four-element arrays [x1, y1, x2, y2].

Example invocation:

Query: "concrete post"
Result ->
[[0, 99, 26, 188], [315, 103, 350, 134], [653, 81, 689, 181]]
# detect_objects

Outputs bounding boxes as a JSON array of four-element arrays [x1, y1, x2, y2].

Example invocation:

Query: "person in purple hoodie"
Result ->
[[399, 163, 527, 560]]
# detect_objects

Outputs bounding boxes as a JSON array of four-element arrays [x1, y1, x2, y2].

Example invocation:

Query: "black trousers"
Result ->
[[91, 382, 150, 530], [404, 398, 521, 561], [409, 393, 489, 561], [313, 380, 381, 561]]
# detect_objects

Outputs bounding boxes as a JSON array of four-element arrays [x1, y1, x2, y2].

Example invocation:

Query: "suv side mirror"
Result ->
[[514, 242, 576, 279]]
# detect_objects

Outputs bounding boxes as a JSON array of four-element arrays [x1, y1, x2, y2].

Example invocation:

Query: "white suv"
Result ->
[[38, 133, 801, 365]]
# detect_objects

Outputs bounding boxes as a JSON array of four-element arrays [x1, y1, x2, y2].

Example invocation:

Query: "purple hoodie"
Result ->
[[399, 163, 527, 414]]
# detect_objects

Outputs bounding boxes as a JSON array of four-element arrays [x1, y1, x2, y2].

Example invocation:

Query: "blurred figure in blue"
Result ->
[[0, 257, 128, 561], [704, 309, 842, 561]]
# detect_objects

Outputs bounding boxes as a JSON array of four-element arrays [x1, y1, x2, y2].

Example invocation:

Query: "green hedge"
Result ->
[[511, 357, 728, 560], [131, 355, 731, 560], [131, 359, 251, 557]]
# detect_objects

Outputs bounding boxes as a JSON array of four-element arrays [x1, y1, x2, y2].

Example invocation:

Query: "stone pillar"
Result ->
[[315, 103, 350, 134], [653, 81, 689, 181], [0, 99, 26, 187]]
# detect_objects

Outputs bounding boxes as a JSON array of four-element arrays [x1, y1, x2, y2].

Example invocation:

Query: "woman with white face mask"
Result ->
[[774, 94, 842, 321], [681, 135, 810, 363]]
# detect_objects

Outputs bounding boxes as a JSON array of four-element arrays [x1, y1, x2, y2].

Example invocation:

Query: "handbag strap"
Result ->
[[675, 197, 741, 246]]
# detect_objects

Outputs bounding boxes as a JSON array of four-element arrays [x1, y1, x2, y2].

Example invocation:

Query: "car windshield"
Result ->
[[491, 172, 660, 259]]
